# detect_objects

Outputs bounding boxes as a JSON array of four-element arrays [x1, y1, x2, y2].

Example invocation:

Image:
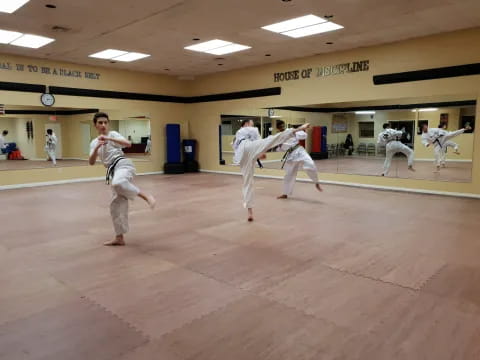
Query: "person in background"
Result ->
[[344, 134, 354, 155], [45, 129, 58, 166], [0, 130, 18, 155], [145, 136, 152, 155]]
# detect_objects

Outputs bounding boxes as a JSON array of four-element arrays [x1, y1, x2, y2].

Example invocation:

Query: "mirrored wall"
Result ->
[[0, 106, 151, 171], [219, 96, 476, 183]]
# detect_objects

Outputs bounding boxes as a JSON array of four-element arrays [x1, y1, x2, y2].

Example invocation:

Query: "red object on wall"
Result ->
[[311, 126, 322, 152]]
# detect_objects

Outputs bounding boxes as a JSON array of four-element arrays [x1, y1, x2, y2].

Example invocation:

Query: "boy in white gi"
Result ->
[[439, 123, 461, 166], [232, 119, 310, 221], [377, 123, 415, 176], [45, 129, 58, 166], [89, 112, 156, 246], [275, 123, 322, 199], [421, 123, 471, 172]]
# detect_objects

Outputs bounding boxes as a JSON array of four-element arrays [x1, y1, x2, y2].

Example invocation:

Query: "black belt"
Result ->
[[237, 138, 263, 168], [106, 156, 126, 184], [281, 144, 300, 169]]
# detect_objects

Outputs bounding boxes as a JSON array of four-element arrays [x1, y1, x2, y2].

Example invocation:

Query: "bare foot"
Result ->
[[454, 151, 461, 155], [104, 235, 125, 246], [277, 194, 288, 199], [247, 208, 254, 222], [408, 166, 416, 172], [146, 194, 156, 210], [315, 183, 323, 192], [441, 163, 446, 168]]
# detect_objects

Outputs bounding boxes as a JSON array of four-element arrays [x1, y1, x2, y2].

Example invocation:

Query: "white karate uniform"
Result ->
[[90, 131, 139, 236], [421, 128, 465, 166], [0, 135, 5, 151], [145, 139, 152, 153], [377, 128, 414, 175], [233, 127, 296, 208], [45, 133, 58, 165], [278, 131, 319, 196]]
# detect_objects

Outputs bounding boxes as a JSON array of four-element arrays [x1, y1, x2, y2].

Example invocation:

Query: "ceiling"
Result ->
[[1, 0, 479, 77]]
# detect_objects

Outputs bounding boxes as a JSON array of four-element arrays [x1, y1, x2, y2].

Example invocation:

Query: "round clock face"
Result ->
[[41, 93, 55, 107]]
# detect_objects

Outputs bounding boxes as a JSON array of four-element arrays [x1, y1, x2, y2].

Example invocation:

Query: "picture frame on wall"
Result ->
[[417, 120, 428, 135], [440, 113, 449, 128], [332, 117, 348, 133]]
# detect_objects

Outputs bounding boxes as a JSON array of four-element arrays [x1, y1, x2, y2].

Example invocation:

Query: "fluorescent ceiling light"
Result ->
[[185, 39, 232, 52], [185, 39, 250, 55], [262, 14, 326, 33], [10, 34, 55, 48], [355, 111, 375, 115], [205, 43, 251, 55], [89, 49, 128, 59], [0, 0, 30, 14], [283, 22, 344, 38], [0, 29, 22, 44], [270, 115, 283, 118], [113, 52, 150, 62], [412, 108, 438, 112]]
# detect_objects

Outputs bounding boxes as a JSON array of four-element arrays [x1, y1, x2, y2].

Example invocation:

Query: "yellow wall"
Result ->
[[1, 27, 480, 196]]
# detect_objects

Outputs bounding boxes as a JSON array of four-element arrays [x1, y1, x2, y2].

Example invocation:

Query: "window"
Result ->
[[358, 122, 374, 138]]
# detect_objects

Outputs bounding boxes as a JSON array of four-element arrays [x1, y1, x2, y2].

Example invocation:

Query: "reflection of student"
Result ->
[[232, 118, 310, 222], [144, 136, 151, 155], [88, 112, 156, 246], [421, 123, 470, 171], [276, 123, 322, 199], [439, 123, 460, 159], [45, 129, 58, 166], [344, 134, 354, 155], [377, 123, 415, 176], [1, 130, 15, 154]]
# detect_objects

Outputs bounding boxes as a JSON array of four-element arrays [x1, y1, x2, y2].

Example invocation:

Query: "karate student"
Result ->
[[439, 123, 461, 160], [275, 123, 322, 199], [88, 112, 156, 246], [232, 118, 310, 221], [421, 123, 471, 172], [0, 130, 8, 153], [377, 123, 415, 176], [145, 136, 152, 155], [45, 129, 58, 166]]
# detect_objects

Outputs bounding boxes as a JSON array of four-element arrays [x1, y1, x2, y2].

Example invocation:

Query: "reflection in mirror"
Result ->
[[238, 97, 475, 183], [0, 106, 151, 171]]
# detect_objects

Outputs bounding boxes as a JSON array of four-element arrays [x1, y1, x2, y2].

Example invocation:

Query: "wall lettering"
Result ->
[[274, 60, 369, 82], [0, 59, 101, 80]]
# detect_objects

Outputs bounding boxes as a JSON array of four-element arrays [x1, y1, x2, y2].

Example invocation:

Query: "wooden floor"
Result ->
[[263, 156, 472, 182], [1, 173, 480, 359]]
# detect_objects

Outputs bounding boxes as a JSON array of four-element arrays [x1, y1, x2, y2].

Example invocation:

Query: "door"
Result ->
[[45, 123, 62, 159]]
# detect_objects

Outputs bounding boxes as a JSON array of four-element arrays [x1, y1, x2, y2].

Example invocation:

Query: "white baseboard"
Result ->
[[0, 171, 164, 191], [199, 169, 480, 199]]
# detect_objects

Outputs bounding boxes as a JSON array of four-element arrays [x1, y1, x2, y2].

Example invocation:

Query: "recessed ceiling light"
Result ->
[[185, 39, 231, 52], [89, 49, 127, 59], [164, 68, 170, 71], [355, 111, 375, 115], [0, 29, 23, 44], [185, 39, 251, 55], [10, 34, 55, 48], [324, 14, 334, 19], [326, 41, 333, 45], [262, 14, 326, 33], [282, 21, 343, 38], [218, 63, 223, 66], [412, 108, 438, 112], [205, 43, 250, 55], [45, 4, 56, 8], [89, 49, 150, 62], [265, 54, 271, 56], [281, 0, 291, 2], [0, 0, 30, 14], [113, 52, 150, 62], [192, 38, 200, 41]]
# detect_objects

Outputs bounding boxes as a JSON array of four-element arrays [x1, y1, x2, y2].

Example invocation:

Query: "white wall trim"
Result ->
[[0, 171, 164, 191], [199, 169, 480, 199]]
